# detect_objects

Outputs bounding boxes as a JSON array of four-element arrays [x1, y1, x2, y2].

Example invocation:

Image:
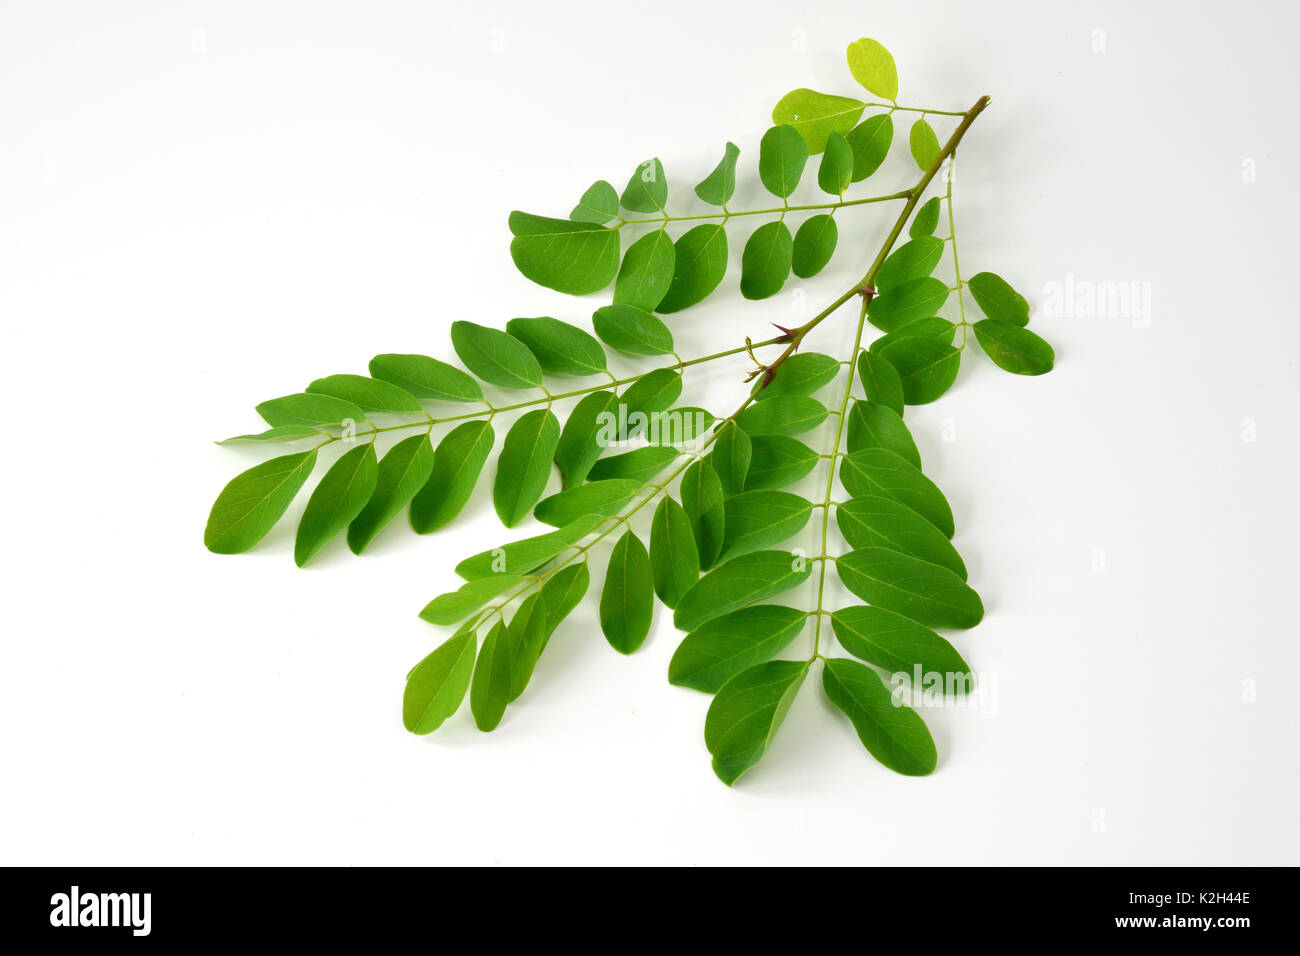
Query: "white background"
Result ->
[[2, 0, 1297, 865]]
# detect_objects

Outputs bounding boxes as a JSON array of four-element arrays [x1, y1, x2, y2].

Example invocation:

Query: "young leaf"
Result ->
[[830, 606, 971, 686], [668, 605, 807, 693], [967, 272, 1030, 326], [758, 352, 841, 400], [368, 353, 484, 403], [347, 434, 435, 553], [837, 547, 984, 629], [837, 496, 967, 579], [650, 497, 700, 610], [867, 276, 950, 331], [745, 436, 819, 491], [846, 38, 899, 101], [674, 550, 813, 633], [877, 336, 961, 404], [973, 320, 1055, 375], [455, 515, 605, 581], [758, 125, 809, 199], [856, 351, 905, 415], [508, 211, 620, 296], [839, 448, 955, 538], [503, 593, 548, 701], [294, 442, 378, 566], [534, 479, 641, 527], [450, 321, 543, 390], [770, 89, 865, 153], [505, 317, 607, 377], [695, 142, 740, 205], [256, 393, 365, 428], [822, 657, 936, 776], [204, 449, 318, 554], [740, 221, 794, 300], [588, 446, 680, 484], [846, 401, 922, 467], [875, 237, 944, 291], [818, 129, 854, 195], [735, 396, 828, 437], [600, 530, 654, 654], [620, 158, 667, 213], [614, 230, 675, 312], [791, 214, 838, 278], [554, 390, 618, 487], [720, 491, 813, 561], [909, 118, 940, 170], [708, 421, 752, 497], [656, 224, 728, 314], [403, 628, 477, 734], [493, 409, 560, 527], [419, 573, 524, 626], [470, 621, 510, 732], [845, 114, 893, 182], [570, 180, 619, 224], [217, 425, 320, 445], [592, 304, 674, 356], [680, 459, 726, 570], [410, 420, 495, 534], [305, 374, 423, 414], [705, 660, 809, 785], [868, 316, 957, 354], [538, 562, 589, 650], [909, 196, 943, 238]]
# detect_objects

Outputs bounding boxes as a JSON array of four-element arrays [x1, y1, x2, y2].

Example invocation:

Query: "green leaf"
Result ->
[[620, 157, 667, 213], [973, 320, 1055, 375], [534, 479, 641, 527], [651, 406, 715, 447], [758, 352, 841, 401], [740, 221, 794, 300], [837, 547, 983, 629], [909, 196, 942, 238], [967, 271, 1030, 326], [294, 442, 378, 566], [493, 409, 560, 527], [839, 448, 955, 537], [758, 125, 809, 199], [656, 224, 728, 314], [455, 515, 605, 580], [347, 434, 435, 553], [845, 114, 893, 182], [650, 497, 699, 610], [707, 421, 751, 497], [588, 446, 679, 484], [669, 605, 807, 693], [791, 214, 838, 278], [745, 436, 819, 491], [410, 420, 495, 533], [817, 129, 854, 195], [837, 495, 966, 579], [508, 211, 620, 296], [868, 316, 956, 354], [305, 374, 423, 414], [613, 230, 675, 312], [592, 304, 674, 356], [674, 550, 813, 633], [830, 605, 971, 685], [680, 460, 726, 571], [875, 236, 944, 291], [695, 141, 740, 205], [867, 276, 950, 331], [217, 425, 320, 445], [600, 530, 653, 654], [909, 118, 940, 170], [368, 353, 483, 403], [503, 593, 548, 701], [705, 660, 808, 785], [570, 180, 619, 224], [618, 368, 683, 441], [735, 396, 828, 437], [469, 621, 510, 732], [846, 38, 898, 101], [450, 321, 543, 390], [419, 573, 524, 626], [877, 336, 961, 404], [846, 401, 921, 467], [204, 449, 317, 554], [720, 491, 813, 561], [539, 562, 589, 651], [403, 628, 477, 734], [822, 657, 936, 775], [856, 351, 904, 415], [505, 317, 607, 377], [256, 393, 365, 428], [771, 89, 865, 153], [554, 390, 618, 487]]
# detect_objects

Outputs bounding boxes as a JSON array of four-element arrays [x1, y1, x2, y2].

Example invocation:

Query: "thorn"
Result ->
[[772, 323, 797, 343]]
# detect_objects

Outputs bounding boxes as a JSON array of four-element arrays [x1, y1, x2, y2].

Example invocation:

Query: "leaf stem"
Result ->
[[616, 191, 910, 227]]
